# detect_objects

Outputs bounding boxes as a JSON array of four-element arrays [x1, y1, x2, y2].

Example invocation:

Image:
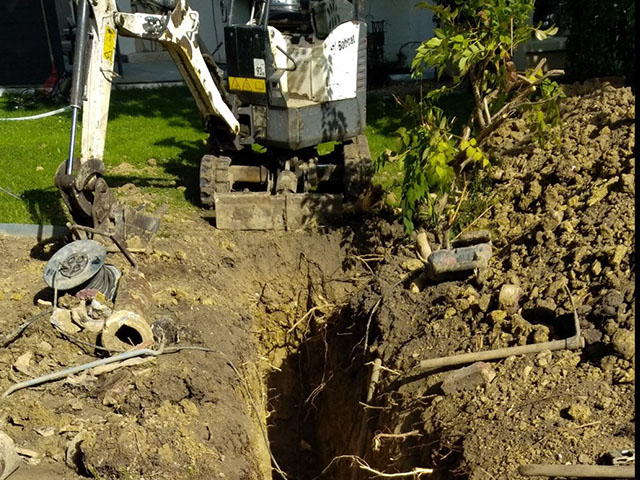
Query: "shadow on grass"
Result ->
[[108, 86, 203, 130], [154, 137, 203, 205], [367, 95, 405, 139], [20, 188, 69, 225], [103, 136, 204, 206]]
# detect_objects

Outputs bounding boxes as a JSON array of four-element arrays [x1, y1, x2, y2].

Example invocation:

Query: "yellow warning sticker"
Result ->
[[103, 25, 116, 62], [228, 76, 266, 94]]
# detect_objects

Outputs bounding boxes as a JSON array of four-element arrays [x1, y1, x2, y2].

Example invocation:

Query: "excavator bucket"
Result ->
[[55, 159, 166, 250]]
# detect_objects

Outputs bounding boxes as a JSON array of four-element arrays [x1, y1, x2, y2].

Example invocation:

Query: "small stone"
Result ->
[[491, 168, 504, 181], [535, 350, 552, 367], [532, 324, 550, 343], [401, 258, 424, 272], [36, 341, 52, 356], [478, 294, 491, 312], [444, 307, 457, 319], [611, 245, 628, 267], [587, 184, 610, 206], [34, 427, 55, 438], [441, 362, 496, 394], [566, 403, 591, 423], [50, 308, 81, 334], [578, 453, 590, 464], [147, 157, 158, 167], [620, 173, 634, 194], [602, 318, 618, 335], [498, 284, 522, 311], [611, 329, 635, 360], [15, 447, 39, 458], [591, 261, 603, 276], [416, 231, 432, 260], [13, 352, 33, 375], [488, 310, 507, 324]]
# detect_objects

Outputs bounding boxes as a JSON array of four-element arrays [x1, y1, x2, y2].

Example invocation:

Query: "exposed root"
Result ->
[[314, 455, 433, 479], [372, 430, 422, 451], [287, 303, 336, 334]]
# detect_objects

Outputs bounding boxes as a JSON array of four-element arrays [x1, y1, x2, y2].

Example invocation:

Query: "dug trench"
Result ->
[[0, 79, 635, 480], [0, 211, 401, 480]]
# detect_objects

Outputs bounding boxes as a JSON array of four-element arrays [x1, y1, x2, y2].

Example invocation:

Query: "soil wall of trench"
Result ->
[[0, 80, 635, 480]]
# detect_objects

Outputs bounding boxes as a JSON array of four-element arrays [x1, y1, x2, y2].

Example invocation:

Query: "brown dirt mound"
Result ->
[[341, 81, 635, 479]]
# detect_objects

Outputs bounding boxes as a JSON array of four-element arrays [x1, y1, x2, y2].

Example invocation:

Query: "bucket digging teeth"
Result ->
[[55, 158, 166, 251]]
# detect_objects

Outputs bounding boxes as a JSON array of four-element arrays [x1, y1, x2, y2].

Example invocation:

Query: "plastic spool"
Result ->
[[43, 240, 120, 301]]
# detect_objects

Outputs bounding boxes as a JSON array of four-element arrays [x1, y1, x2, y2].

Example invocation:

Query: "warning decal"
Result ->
[[228, 77, 267, 94], [103, 25, 116, 62]]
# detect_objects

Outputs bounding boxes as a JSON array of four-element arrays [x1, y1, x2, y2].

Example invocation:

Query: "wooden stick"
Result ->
[[519, 464, 635, 478]]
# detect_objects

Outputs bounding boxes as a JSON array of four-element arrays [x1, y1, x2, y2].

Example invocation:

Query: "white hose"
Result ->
[[0, 105, 71, 121]]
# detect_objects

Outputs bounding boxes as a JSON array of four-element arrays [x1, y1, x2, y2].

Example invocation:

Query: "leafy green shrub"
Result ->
[[381, 0, 564, 241]]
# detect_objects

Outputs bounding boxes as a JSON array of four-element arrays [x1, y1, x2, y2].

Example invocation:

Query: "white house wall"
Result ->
[[363, 0, 435, 68], [115, 0, 435, 69], [114, 0, 227, 63]]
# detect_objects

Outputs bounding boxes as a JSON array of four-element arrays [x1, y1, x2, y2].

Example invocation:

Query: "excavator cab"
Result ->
[[197, 0, 371, 229], [57, 0, 370, 237]]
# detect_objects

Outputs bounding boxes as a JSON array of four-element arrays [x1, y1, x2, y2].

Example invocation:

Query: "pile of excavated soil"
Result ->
[[340, 81, 635, 479]]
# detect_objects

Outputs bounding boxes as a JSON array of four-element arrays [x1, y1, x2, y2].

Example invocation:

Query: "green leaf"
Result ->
[[425, 37, 442, 48], [465, 146, 476, 158], [534, 29, 547, 41], [453, 34, 464, 43]]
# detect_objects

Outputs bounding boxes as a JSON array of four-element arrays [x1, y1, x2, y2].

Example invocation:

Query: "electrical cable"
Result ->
[[0, 106, 71, 121], [83, 264, 121, 301]]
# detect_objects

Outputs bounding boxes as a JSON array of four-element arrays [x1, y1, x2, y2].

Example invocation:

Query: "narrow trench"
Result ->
[[263, 302, 384, 480], [261, 300, 462, 480]]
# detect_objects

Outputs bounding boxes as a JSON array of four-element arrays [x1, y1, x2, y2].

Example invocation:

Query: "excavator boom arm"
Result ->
[[73, 0, 239, 166]]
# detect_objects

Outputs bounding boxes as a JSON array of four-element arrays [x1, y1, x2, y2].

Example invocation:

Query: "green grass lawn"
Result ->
[[0, 87, 212, 224], [0, 85, 471, 224]]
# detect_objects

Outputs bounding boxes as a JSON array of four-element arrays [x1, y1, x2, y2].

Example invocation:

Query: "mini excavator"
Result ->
[[56, 0, 371, 245]]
